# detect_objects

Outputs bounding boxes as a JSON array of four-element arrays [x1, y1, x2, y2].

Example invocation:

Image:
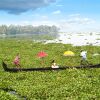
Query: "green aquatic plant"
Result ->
[[0, 39, 100, 100]]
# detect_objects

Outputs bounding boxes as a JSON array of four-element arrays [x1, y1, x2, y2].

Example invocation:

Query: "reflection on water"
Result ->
[[0, 88, 27, 100]]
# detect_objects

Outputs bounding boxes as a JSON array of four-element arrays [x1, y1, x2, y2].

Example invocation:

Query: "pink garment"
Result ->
[[13, 56, 20, 65]]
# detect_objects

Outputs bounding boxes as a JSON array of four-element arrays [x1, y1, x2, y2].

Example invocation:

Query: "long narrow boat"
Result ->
[[2, 61, 100, 72]]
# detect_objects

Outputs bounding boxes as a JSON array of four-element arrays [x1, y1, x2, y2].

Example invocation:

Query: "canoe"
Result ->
[[2, 61, 66, 72], [2, 61, 100, 72]]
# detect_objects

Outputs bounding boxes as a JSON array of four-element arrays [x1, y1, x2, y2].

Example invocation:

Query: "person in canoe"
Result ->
[[13, 53, 21, 69], [51, 60, 59, 68], [80, 50, 89, 65]]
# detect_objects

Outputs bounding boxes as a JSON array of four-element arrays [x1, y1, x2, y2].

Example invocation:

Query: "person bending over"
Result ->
[[51, 60, 59, 68], [13, 53, 21, 69]]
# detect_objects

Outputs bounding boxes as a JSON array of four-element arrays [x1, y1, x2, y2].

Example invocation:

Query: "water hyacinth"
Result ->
[[0, 39, 100, 100]]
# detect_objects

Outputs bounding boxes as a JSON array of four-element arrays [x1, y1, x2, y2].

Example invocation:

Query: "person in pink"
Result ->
[[13, 53, 21, 69]]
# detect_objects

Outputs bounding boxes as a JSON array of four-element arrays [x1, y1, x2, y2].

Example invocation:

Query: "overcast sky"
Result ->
[[0, 0, 100, 32]]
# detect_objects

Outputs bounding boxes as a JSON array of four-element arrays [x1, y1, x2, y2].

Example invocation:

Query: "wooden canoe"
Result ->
[[2, 61, 100, 72]]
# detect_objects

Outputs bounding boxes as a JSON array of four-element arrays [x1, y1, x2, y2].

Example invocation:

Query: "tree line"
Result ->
[[0, 25, 59, 37]]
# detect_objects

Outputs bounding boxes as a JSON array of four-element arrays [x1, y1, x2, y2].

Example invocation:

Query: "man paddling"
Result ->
[[80, 50, 89, 65]]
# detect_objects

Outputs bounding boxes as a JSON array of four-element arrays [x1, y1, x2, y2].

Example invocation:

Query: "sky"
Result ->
[[0, 0, 100, 32]]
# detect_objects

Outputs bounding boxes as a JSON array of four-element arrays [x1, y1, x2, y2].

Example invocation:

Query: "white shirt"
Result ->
[[51, 63, 59, 68], [80, 51, 87, 59]]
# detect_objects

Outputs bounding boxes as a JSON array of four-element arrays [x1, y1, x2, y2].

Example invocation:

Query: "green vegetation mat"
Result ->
[[0, 39, 100, 100]]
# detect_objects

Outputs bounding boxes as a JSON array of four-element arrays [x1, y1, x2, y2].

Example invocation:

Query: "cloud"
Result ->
[[58, 14, 96, 32], [41, 15, 48, 19], [0, 0, 56, 14], [63, 14, 95, 25], [69, 14, 81, 17], [16, 19, 58, 27], [56, 4, 63, 7], [52, 10, 61, 14], [67, 17, 95, 25], [32, 20, 58, 26], [20, 21, 31, 25]]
